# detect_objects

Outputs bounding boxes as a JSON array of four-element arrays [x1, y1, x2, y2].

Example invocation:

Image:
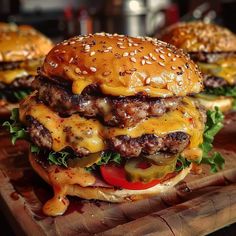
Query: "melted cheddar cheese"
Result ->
[[198, 56, 236, 85], [20, 93, 204, 155], [0, 59, 41, 84], [43, 164, 95, 216]]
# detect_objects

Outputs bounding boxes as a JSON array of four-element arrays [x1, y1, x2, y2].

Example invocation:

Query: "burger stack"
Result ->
[[11, 33, 214, 216], [159, 21, 236, 112], [0, 23, 53, 116]]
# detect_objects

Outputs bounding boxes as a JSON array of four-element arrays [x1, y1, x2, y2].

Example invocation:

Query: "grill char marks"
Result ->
[[33, 76, 182, 128], [26, 115, 190, 157], [0, 61, 22, 70], [0, 75, 34, 89], [203, 75, 229, 89], [189, 51, 236, 63], [108, 132, 190, 158], [189, 52, 236, 89]]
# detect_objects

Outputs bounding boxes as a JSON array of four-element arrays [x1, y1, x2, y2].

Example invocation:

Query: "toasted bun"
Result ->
[[29, 152, 191, 203], [41, 33, 203, 97], [196, 95, 234, 112], [0, 23, 53, 62], [159, 21, 236, 53]]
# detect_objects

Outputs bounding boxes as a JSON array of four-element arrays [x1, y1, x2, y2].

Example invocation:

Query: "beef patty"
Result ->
[[26, 116, 190, 158], [33, 76, 182, 127]]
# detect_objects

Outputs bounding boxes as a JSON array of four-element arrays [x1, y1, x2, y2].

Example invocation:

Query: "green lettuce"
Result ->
[[205, 86, 236, 97], [199, 107, 225, 172], [2, 108, 27, 144]]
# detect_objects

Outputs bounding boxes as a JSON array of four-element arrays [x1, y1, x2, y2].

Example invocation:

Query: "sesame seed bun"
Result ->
[[40, 33, 203, 98], [159, 21, 236, 53], [0, 23, 53, 62]]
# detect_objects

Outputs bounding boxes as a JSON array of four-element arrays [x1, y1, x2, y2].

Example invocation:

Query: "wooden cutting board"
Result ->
[[0, 113, 236, 236]]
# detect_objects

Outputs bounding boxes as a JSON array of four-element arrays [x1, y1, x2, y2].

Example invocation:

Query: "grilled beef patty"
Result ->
[[33, 76, 182, 127], [26, 115, 190, 157]]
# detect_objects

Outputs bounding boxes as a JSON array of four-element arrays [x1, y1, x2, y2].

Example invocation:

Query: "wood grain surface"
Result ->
[[0, 113, 236, 236]]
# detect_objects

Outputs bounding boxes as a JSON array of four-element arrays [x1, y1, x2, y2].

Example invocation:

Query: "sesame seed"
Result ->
[[141, 59, 145, 65], [107, 46, 112, 50], [117, 42, 123, 45], [75, 68, 81, 74], [90, 67, 97, 72], [155, 49, 159, 53], [146, 61, 152, 65], [171, 66, 177, 70], [103, 71, 111, 76], [143, 55, 149, 60], [123, 52, 129, 57], [172, 58, 176, 61], [151, 56, 157, 61], [145, 77, 151, 85], [119, 46, 126, 49], [82, 70, 88, 75], [159, 55, 165, 60], [130, 57, 136, 63], [128, 43, 132, 47], [160, 49, 165, 54], [149, 53, 153, 57], [118, 38, 124, 41], [167, 53, 172, 57], [103, 49, 110, 53], [158, 62, 165, 67], [70, 41, 75, 45], [90, 51, 95, 56], [133, 43, 139, 46], [130, 52, 135, 56], [54, 49, 59, 53], [69, 57, 73, 63]]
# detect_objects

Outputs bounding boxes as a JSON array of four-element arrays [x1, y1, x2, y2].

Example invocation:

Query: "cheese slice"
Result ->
[[0, 59, 41, 84], [198, 56, 236, 85], [20, 93, 204, 155]]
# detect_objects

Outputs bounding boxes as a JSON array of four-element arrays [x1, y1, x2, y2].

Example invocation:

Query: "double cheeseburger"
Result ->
[[159, 21, 236, 112], [0, 23, 53, 116], [12, 33, 215, 216]]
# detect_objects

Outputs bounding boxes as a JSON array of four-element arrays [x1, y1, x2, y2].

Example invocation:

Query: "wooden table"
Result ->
[[0, 113, 236, 236]]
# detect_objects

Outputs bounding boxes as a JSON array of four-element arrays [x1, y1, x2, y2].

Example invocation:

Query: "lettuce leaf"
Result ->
[[48, 151, 70, 167], [86, 152, 121, 171], [0, 89, 31, 102], [205, 86, 236, 97], [199, 107, 225, 172], [2, 108, 27, 144]]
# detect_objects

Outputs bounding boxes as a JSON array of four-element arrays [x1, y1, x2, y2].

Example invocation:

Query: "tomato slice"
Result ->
[[100, 164, 172, 190]]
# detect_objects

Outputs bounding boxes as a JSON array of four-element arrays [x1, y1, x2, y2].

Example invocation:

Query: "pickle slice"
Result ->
[[144, 153, 177, 165], [68, 152, 101, 168], [124, 158, 177, 183]]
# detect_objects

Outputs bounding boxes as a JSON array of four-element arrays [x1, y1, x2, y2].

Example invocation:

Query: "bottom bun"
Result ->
[[196, 94, 233, 112], [29, 152, 191, 203]]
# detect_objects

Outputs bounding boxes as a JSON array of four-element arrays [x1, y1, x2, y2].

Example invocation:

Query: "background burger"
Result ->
[[159, 21, 236, 112], [0, 23, 53, 117], [4, 33, 224, 216]]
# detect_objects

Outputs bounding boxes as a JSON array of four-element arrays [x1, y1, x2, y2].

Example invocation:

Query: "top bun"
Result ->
[[41, 33, 203, 98], [0, 23, 53, 62], [159, 21, 236, 53]]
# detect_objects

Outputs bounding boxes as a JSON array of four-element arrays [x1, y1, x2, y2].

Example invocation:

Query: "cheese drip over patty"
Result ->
[[20, 93, 205, 159]]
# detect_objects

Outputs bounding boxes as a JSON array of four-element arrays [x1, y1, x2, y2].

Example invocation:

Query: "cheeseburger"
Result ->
[[159, 21, 236, 112], [0, 23, 53, 116], [5, 33, 224, 216]]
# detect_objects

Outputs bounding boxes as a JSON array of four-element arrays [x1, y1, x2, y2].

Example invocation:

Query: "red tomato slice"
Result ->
[[100, 164, 167, 190]]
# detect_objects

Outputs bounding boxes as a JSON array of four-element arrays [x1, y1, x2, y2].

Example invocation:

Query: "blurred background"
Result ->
[[0, 0, 236, 41]]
